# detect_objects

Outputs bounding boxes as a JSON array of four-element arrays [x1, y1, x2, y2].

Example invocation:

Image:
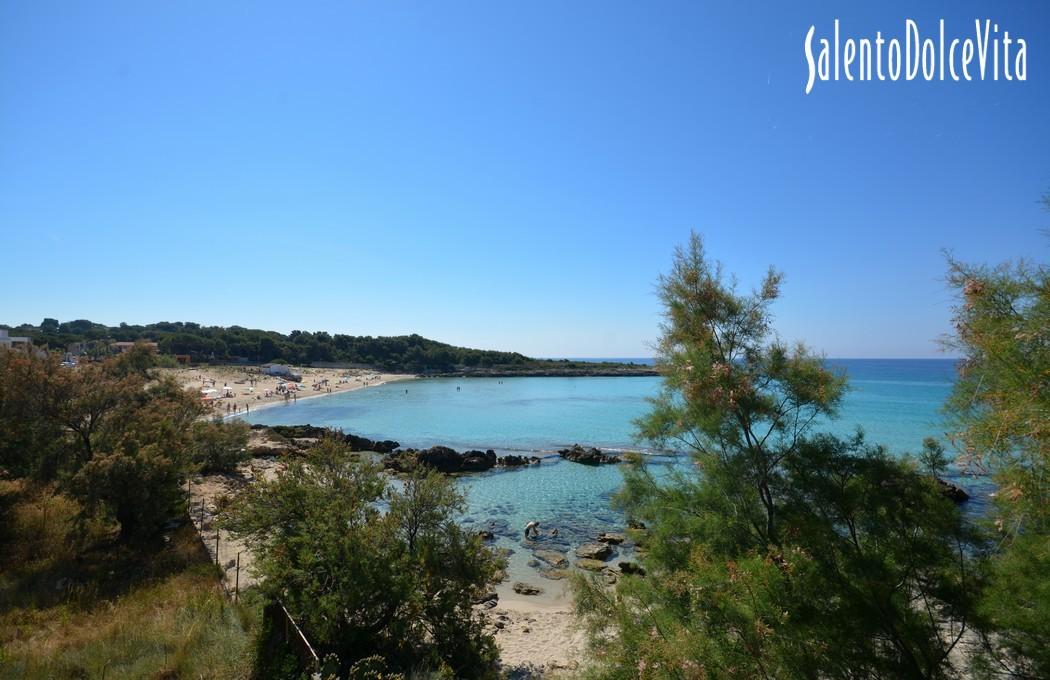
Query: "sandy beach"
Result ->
[[488, 595, 587, 677], [158, 365, 414, 418]]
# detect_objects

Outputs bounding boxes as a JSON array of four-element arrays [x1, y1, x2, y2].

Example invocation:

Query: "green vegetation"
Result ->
[[221, 439, 505, 678], [191, 419, 252, 474], [945, 236, 1049, 678], [0, 346, 257, 677], [0, 345, 248, 539], [574, 234, 983, 679], [0, 480, 256, 679], [5, 319, 650, 373]]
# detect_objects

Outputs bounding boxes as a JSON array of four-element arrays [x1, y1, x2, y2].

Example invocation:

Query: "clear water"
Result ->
[[243, 359, 991, 601]]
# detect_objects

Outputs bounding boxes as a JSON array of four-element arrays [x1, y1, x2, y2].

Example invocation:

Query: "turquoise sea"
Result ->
[[243, 359, 992, 600]]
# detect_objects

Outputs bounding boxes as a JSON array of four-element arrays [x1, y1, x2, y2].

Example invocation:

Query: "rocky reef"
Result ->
[[250, 423, 400, 454], [383, 446, 542, 474], [557, 444, 621, 466]]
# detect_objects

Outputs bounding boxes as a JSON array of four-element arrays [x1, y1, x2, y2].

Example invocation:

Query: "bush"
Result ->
[[191, 420, 250, 473], [221, 440, 504, 677]]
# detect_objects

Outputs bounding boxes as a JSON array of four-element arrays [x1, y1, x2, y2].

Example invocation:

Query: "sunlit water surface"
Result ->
[[244, 360, 992, 601]]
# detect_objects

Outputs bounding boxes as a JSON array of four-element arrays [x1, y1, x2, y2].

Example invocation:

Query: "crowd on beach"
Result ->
[[159, 365, 412, 417]]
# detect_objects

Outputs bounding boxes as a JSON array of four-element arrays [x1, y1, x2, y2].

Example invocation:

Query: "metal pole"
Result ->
[[235, 552, 241, 602], [215, 532, 220, 565], [200, 500, 205, 529]]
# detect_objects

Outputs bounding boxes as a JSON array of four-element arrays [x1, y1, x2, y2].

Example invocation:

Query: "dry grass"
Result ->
[[0, 481, 256, 679]]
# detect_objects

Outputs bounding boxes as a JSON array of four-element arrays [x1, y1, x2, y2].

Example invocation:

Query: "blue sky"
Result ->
[[1, 1, 1047, 358]]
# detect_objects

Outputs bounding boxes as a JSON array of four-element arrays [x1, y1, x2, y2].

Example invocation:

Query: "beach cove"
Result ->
[[234, 359, 994, 669]]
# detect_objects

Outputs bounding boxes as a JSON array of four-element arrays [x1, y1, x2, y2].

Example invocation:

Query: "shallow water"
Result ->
[[243, 359, 993, 596]]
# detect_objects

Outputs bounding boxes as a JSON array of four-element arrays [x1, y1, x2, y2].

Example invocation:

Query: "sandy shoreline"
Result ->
[[489, 594, 587, 677], [159, 365, 415, 418], [179, 366, 588, 675]]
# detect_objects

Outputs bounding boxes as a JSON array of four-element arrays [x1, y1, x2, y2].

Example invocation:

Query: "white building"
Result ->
[[261, 363, 302, 381], [0, 329, 30, 350]]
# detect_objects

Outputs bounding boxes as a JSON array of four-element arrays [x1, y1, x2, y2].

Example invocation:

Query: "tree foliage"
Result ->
[[221, 439, 504, 677], [944, 246, 1049, 678], [189, 419, 250, 473], [0, 344, 244, 540], [575, 233, 981, 679], [7, 319, 536, 372]]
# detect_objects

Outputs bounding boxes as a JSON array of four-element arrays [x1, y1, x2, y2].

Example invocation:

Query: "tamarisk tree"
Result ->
[[574, 233, 980, 679]]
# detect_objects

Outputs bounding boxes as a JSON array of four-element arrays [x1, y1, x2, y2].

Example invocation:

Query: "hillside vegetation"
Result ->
[[5, 319, 653, 374]]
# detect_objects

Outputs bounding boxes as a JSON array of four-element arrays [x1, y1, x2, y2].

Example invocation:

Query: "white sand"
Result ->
[[488, 595, 588, 677], [158, 365, 414, 418]]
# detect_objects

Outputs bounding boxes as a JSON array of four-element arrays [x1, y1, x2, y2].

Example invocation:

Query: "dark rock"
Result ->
[[575, 558, 607, 572], [384, 445, 497, 474], [512, 582, 543, 596], [257, 424, 399, 454], [557, 444, 620, 466], [597, 532, 626, 544], [618, 561, 646, 576], [461, 449, 497, 472], [628, 520, 646, 530], [418, 445, 465, 471], [576, 542, 614, 561], [345, 433, 399, 453], [478, 530, 495, 541], [498, 454, 542, 467], [936, 477, 970, 503], [533, 549, 569, 568], [473, 591, 498, 605]]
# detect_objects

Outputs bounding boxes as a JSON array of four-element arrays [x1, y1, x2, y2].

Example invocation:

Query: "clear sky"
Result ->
[[1, 1, 1047, 358]]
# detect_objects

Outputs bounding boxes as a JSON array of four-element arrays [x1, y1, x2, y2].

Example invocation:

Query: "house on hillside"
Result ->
[[0, 329, 30, 351]]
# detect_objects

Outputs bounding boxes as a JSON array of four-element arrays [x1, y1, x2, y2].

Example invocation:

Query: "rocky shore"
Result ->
[[557, 444, 621, 465], [248, 423, 400, 454], [249, 424, 630, 477], [384, 446, 542, 474]]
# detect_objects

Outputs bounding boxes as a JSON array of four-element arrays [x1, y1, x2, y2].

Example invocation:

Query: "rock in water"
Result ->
[[498, 453, 542, 467], [557, 444, 621, 465], [576, 542, 614, 560], [533, 549, 569, 568], [575, 558, 607, 572], [597, 532, 626, 544], [384, 445, 498, 473], [461, 449, 498, 472], [512, 582, 543, 596], [936, 477, 970, 503], [539, 568, 571, 580]]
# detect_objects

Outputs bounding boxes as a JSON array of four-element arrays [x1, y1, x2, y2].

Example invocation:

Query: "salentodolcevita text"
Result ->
[[804, 19, 1028, 94]]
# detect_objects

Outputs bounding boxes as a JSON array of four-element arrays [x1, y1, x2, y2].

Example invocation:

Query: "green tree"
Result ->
[[944, 246, 1049, 677], [635, 232, 847, 546], [0, 350, 68, 480], [575, 234, 979, 679], [189, 419, 250, 473], [221, 440, 504, 677], [0, 345, 218, 541]]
